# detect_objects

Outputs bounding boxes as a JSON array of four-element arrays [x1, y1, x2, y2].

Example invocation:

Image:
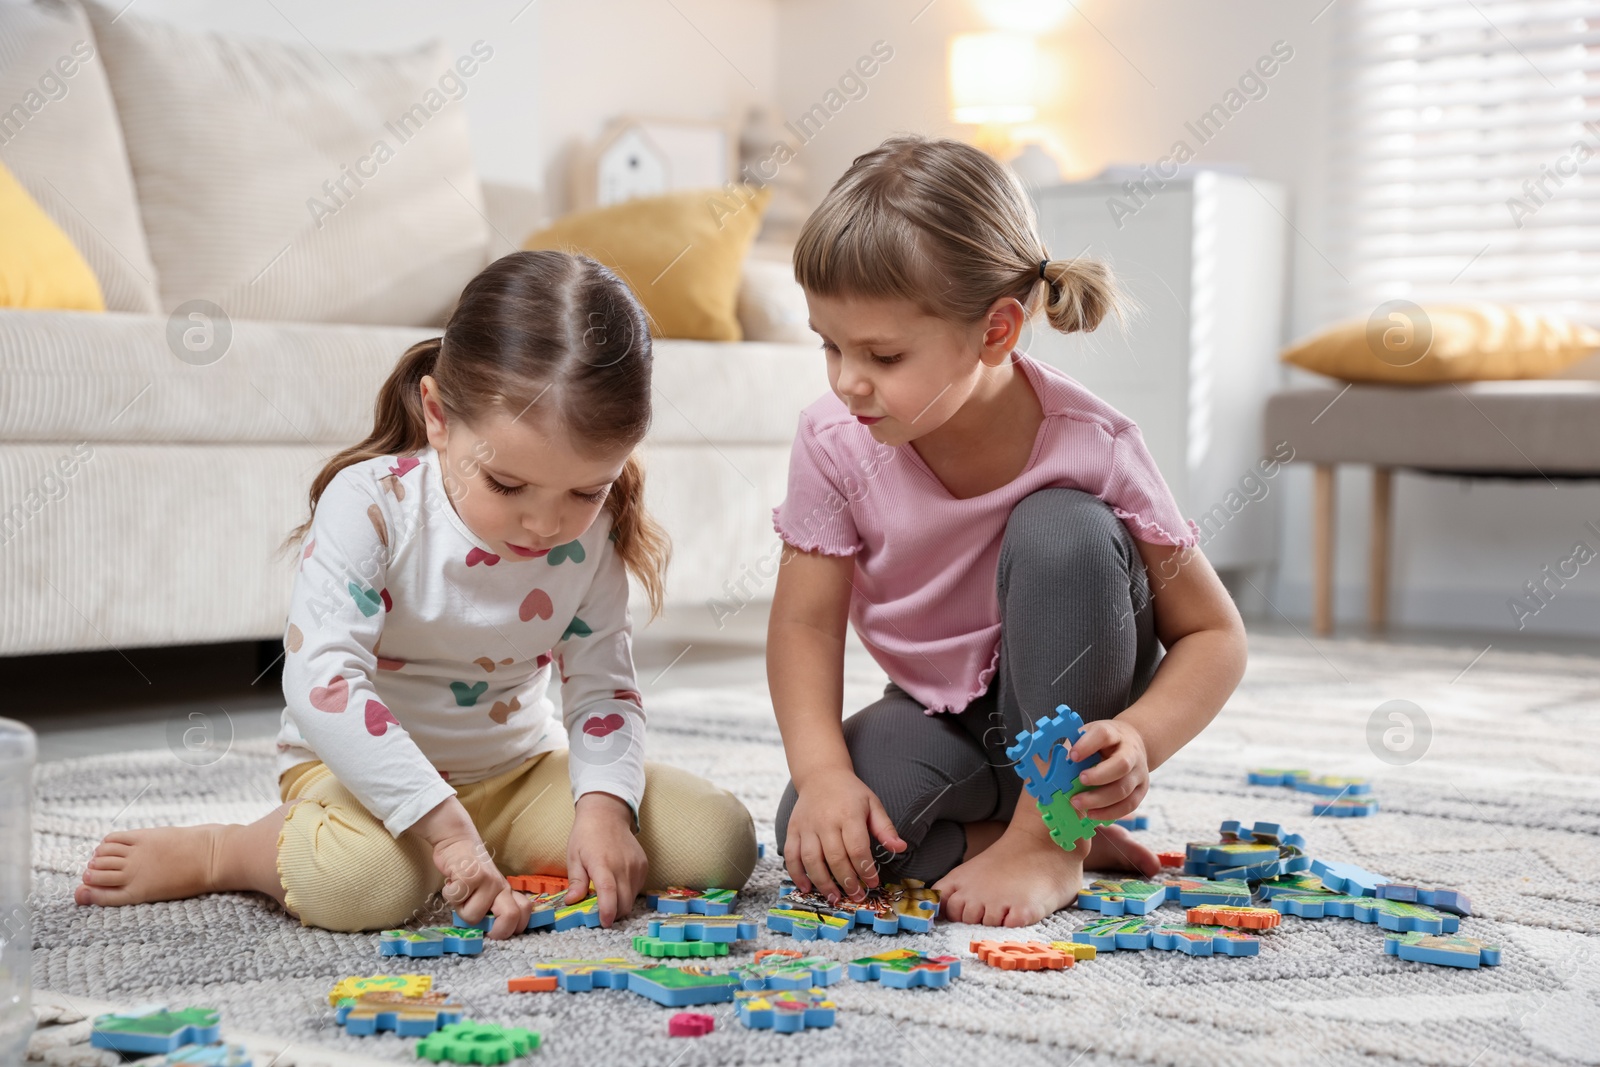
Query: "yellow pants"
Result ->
[[276, 751, 757, 932]]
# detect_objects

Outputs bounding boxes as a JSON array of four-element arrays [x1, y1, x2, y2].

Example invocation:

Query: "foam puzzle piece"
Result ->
[[1071, 917, 1155, 952], [735, 989, 837, 1032], [1376, 883, 1472, 916], [1048, 940, 1099, 962], [1113, 815, 1149, 830], [1037, 784, 1108, 852], [1186, 905, 1283, 930], [1266, 891, 1370, 919], [767, 907, 852, 942], [1247, 768, 1310, 786], [149, 1044, 253, 1066], [847, 949, 962, 988], [1384, 932, 1502, 969], [1311, 859, 1389, 897], [1156, 876, 1251, 906], [733, 952, 845, 990], [969, 940, 1075, 970], [1149, 924, 1261, 957], [453, 887, 566, 933], [415, 1021, 541, 1064], [379, 926, 485, 957], [91, 1006, 222, 1055], [1256, 873, 1336, 899], [757, 842, 768, 859], [1156, 851, 1185, 868], [1313, 797, 1380, 817], [632, 935, 730, 958], [1007, 706, 1102, 802], [627, 965, 742, 1007], [775, 879, 940, 934], [327, 974, 431, 1006], [506, 976, 558, 993], [1075, 879, 1172, 916], [1267, 892, 1460, 934], [550, 894, 606, 931], [527, 958, 646, 993], [646, 887, 738, 915], [648, 915, 760, 943], [506, 874, 569, 894], [1291, 774, 1373, 797], [669, 1012, 716, 1037], [335, 992, 465, 1038]]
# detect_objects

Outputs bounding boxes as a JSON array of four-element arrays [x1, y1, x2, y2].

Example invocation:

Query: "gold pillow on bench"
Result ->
[[1282, 303, 1599, 384]]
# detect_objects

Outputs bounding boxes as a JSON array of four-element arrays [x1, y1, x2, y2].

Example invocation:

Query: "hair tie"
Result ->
[[1038, 259, 1050, 281]]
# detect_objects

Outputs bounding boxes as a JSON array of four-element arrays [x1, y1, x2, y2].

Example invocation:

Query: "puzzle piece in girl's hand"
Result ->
[[632, 935, 730, 958], [1291, 774, 1373, 796], [627, 965, 742, 1008], [552, 893, 606, 931], [507, 873, 569, 894], [453, 887, 567, 933], [1156, 876, 1251, 906], [1006, 706, 1101, 803], [1149, 924, 1261, 957], [735, 989, 837, 1032], [1070, 917, 1155, 952], [1384, 932, 1502, 969], [529, 958, 647, 993], [847, 949, 962, 988], [733, 952, 845, 990], [1310, 859, 1389, 897], [645, 886, 738, 915], [1186, 905, 1282, 930], [647, 915, 760, 943], [1076, 879, 1173, 916], [327, 974, 431, 1006], [335, 991, 465, 1037], [766, 907, 852, 942], [1037, 785, 1109, 851], [91, 1006, 222, 1055], [969, 940, 1075, 970], [378, 926, 484, 957], [1376, 883, 1472, 916], [775, 879, 940, 934], [1313, 797, 1380, 817]]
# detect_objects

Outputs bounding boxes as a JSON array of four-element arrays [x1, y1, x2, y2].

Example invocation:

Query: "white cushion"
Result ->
[[0, 0, 161, 313], [82, 2, 490, 327], [738, 243, 812, 344]]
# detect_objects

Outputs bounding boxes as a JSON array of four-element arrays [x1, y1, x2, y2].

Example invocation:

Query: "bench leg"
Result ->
[[1369, 467, 1392, 632], [1313, 464, 1335, 636]]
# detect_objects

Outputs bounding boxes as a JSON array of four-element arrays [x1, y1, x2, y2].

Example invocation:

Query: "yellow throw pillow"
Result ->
[[523, 186, 771, 341], [1282, 303, 1599, 384], [0, 159, 105, 312]]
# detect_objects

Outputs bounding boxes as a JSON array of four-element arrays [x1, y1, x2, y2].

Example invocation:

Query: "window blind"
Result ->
[[1329, 0, 1600, 324]]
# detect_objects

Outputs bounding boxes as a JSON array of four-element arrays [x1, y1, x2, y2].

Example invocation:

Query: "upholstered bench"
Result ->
[[1263, 380, 1600, 634]]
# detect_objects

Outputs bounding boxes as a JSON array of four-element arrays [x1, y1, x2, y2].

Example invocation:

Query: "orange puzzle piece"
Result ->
[[1185, 904, 1282, 930], [969, 940, 1074, 971], [507, 975, 560, 993], [507, 874, 570, 894], [1157, 851, 1185, 868]]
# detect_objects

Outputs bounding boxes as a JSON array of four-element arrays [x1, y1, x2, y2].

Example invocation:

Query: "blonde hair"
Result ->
[[794, 135, 1121, 334], [282, 251, 671, 617]]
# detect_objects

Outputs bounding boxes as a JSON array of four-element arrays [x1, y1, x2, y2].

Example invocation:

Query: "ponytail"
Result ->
[[1038, 257, 1122, 335], [605, 454, 671, 619], [279, 337, 440, 555]]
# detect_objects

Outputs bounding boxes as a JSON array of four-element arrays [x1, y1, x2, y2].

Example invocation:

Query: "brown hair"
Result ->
[[283, 250, 671, 615], [794, 135, 1121, 333]]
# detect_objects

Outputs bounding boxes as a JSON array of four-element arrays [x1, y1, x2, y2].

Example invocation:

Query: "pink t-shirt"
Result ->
[[772, 353, 1200, 714]]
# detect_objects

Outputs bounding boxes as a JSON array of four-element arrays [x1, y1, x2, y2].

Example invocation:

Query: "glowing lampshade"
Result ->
[[949, 32, 1039, 125]]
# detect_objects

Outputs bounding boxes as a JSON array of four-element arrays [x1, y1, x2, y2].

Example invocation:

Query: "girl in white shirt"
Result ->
[[75, 251, 756, 934]]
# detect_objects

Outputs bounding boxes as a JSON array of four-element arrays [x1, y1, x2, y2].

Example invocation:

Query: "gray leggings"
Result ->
[[775, 488, 1161, 883]]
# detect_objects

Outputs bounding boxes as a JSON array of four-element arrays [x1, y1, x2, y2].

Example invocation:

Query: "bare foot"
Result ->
[[933, 826, 1084, 927], [1083, 824, 1162, 877], [76, 804, 292, 909]]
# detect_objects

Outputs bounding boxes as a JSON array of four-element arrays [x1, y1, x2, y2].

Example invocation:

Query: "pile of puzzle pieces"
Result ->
[[765, 878, 940, 940], [1007, 706, 1112, 850]]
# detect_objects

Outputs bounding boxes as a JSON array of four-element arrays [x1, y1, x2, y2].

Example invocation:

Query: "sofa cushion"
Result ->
[[0, 0, 161, 314], [81, 2, 490, 327], [0, 310, 827, 447], [0, 157, 103, 311]]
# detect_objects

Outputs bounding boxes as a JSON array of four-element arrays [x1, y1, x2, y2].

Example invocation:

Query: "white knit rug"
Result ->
[[29, 634, 1600, 1067]]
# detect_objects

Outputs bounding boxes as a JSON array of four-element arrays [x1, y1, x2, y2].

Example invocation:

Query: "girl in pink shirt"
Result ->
[[770, 136, 1248, 926]]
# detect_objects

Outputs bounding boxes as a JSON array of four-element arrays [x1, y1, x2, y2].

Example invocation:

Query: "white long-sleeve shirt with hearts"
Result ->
[[275, 445, 645, 837]]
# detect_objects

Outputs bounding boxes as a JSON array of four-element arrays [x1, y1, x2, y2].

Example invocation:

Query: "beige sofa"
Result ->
[[0, 0, 821, 657]]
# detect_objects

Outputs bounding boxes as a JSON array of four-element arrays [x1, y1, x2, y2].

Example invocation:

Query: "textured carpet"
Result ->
[[29, 634, 1600, 1067]]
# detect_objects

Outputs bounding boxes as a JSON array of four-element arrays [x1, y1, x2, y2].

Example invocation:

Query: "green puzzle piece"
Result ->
[[95, 1006, 219, 1040], [416, 1021, 540, 1064], [1036, 780, 1110, 850]]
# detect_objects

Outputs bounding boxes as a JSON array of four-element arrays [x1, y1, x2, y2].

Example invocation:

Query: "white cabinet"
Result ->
[[1028, 173, 1289, 571]]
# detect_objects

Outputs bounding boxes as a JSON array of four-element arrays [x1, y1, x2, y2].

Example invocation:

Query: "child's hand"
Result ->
[[566, 792, 647, 927], [432, 835, 532, 941], [784, 769, 907, 903], [1068, 719, 1150, 822]]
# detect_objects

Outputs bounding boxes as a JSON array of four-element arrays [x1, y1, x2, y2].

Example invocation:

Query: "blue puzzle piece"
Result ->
[[735, 989, 837, 1032], [152, 1045, 253, 1066], [1311, 859, 1389, 897], [1158, 877, 1251, 906], [1076, 879, 1172, 916], [648, 915, 760, 943], [451, 887, 564, 933], [1071, 917, 1155, 952], [775, 879, 939, 935], [626, 966, 741, 1008], [1149, 924, 1261, 957], [1291, 775, 1373, 797], [766, 908, 852, 942], [530, 959, 645, 993], [847, 950, 962, 988], [1247, 769, 1310, 786], [645, 887, 738, 915], [378, 926, 484, 957], [1113, 815, 1149, 830], [1384, 932, 1501, 969], [1313, 797, 1380, 817], [1267, 892, 1367, 919], [733, 955, 844, 990], [335, 994, 465, 1037], [1376, 883, 1471, 916], [1006, 706, 1101, 804], [91, 1007, 223, 1056]]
